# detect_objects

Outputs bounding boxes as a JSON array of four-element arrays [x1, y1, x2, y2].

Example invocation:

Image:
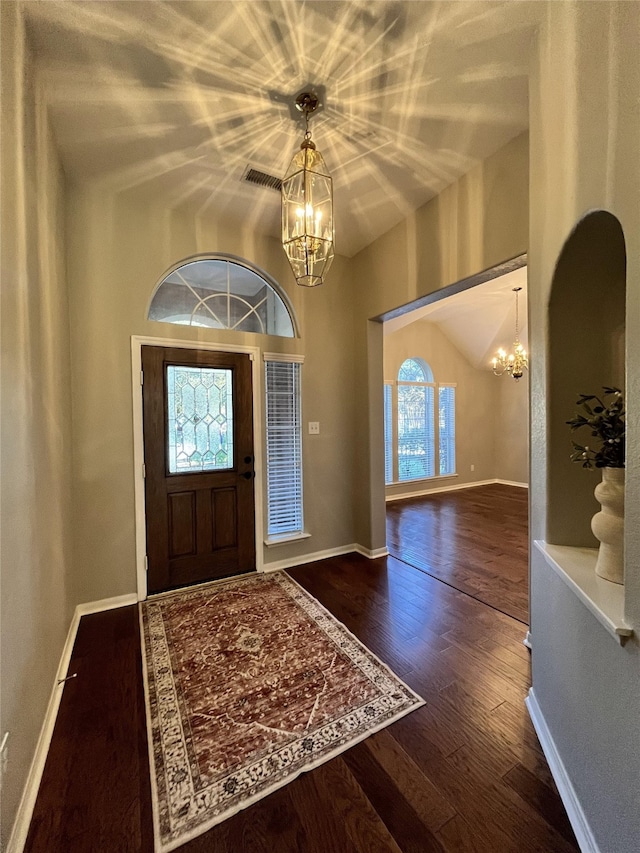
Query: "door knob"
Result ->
[[241, 471, 254, 479]]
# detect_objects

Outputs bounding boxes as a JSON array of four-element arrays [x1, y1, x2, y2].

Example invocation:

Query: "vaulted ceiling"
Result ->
[[385, 266, 528, 371], [23, 0, 542, 258]]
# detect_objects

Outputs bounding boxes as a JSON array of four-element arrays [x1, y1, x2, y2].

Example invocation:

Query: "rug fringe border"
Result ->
[[138, 604, 166, 853]]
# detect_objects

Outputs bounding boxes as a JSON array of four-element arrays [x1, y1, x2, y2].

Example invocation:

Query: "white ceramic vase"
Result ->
[[591, 467, 625, 584]]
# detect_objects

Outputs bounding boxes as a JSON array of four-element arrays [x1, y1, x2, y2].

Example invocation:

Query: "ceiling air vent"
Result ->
[[242, 166, 282, 193]]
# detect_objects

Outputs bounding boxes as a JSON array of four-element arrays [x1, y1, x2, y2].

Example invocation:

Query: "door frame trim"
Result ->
[[131, 335, 264, 601]]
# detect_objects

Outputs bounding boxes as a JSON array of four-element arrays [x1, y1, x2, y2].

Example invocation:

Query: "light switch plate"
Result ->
[[308, 421, 320, 434]]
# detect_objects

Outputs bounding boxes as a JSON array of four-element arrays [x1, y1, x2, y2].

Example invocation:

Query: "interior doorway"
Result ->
[[378, 256, 530, 625]]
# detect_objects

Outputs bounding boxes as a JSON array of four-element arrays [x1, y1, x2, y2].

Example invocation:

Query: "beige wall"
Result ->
[[65, 188, 358, 602], [528, 3, 640, 849], [494, 371, 529, 485], [0, 4, 74, 843], [351, 132, 529, 323], [384, 321, 499, 498]]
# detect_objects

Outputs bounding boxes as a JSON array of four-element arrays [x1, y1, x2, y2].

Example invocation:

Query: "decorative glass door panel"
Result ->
[[166, 365, 234, 473]]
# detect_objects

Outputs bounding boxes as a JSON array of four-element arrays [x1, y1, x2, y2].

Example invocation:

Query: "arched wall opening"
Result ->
[[547, 211, 626, 547]]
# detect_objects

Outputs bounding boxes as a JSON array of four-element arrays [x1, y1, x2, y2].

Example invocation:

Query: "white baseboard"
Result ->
[[386, 478, 496, 501], [264, 545, 357, 572], [264, 543, 388, 572], [76, 592, 138, 615], [523, 630, 532, 650], [386, 478, 528, 501], [7, 610, 80, 853], [353, 544, 389, 559], [525, 688, 599, 853], [6, 593, 138, 853]]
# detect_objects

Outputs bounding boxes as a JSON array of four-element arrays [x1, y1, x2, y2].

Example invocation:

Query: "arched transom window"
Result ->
[[148, 255, 296, 338], [397, 357, 433, 383]]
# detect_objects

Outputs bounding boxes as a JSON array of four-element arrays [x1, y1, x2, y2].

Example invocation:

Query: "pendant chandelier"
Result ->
[[492, 286, 528, 380], [281, 91, 334, 287]]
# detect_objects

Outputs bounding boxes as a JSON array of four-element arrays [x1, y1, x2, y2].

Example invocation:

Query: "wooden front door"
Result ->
[[142, 346, 255, 594]]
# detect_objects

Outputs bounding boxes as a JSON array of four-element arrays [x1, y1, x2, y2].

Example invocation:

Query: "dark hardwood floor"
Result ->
[[387, 484, 529, 624], [25, 545, 576, 852]]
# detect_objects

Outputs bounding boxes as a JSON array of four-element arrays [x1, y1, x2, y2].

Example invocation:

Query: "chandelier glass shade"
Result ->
[[282, 93, 334, 287], [492, 286, 528, 380]]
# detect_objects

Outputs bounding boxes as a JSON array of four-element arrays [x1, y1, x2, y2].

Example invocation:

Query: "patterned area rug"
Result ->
[[140, 570, 423, 852]]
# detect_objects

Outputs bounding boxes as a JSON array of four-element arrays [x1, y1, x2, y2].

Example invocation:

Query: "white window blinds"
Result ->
[[439, 385, 456, 476], [397, 383, 435, 480], [265, 359, 303, 536], [384, 383, 393, 484]]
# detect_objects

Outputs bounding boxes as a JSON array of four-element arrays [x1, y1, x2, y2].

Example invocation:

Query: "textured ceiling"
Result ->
[[23, 0, 542, 257]]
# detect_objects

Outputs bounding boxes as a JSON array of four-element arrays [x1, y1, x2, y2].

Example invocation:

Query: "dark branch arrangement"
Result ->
[[566, 387, 625, 469]]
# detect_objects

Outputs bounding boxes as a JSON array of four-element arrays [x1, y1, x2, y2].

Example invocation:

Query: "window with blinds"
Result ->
[[439, 385, 456, 476], [265, 359, 303, 537], [386, 358, 456, 484], [384, 383, 393, 484]]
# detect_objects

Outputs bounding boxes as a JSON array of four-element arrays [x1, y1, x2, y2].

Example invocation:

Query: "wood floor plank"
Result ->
[[365, 729, 456, 833], [24, 607, 153, 853], [440, 630, 532, 689], [503, 763, 578, 846], [412, 750, 521, 852], [287, 770, 363, 853], [488, 698, 547, 754], [189, 785, 309, 853], [341, 743, 446, 853], [437, 813, 511, 853], [478, 633, 532, 663], [437, 644, 529, 709], [444, 744, 578, 853], [315, 758, 405, 853]]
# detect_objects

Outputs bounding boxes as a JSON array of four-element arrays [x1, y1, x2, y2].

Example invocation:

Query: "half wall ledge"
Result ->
[[534, 540, 633, 645]]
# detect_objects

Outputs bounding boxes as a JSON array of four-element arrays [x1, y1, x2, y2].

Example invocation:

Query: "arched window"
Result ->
[[398, 357, 433, 383], [385, 358, 456, 483], [148, 255, 297, 338]]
